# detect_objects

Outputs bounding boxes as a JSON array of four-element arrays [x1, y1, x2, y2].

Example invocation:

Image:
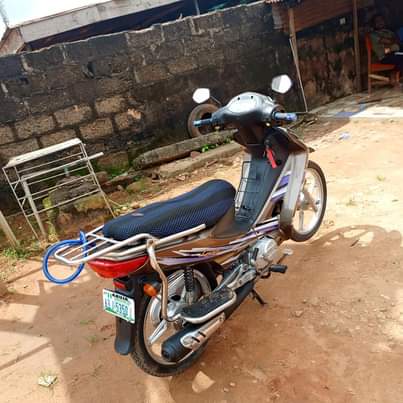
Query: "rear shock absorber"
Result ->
[[184, 267, 195, 304]]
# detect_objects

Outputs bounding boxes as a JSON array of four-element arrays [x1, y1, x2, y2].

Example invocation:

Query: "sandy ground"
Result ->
[[1, 117, 403, 403]]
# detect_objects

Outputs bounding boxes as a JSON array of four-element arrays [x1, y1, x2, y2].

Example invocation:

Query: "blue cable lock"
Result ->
[[42, 231, 87, 285]]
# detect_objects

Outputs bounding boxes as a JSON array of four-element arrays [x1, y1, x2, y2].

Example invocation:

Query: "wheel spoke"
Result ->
[[308, 179, 316, 195], [147, 319, 168, 346], [299, 209, 304, 231]]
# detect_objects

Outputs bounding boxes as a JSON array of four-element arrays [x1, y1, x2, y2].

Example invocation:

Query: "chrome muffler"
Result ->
[[181, 313, 225, 350], [161, 279, 255, 363], [161, 314, 225, 363]]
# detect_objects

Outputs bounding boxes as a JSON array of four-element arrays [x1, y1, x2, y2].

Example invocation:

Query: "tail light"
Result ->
[[88, 255, 148, 278]]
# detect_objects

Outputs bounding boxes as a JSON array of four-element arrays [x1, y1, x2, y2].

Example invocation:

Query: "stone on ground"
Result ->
[[192, 371, 215, 393], [73, 194, 106, 213], [133, 131, 234, 169], [97, 151, 129, 171], [96, 171, 109, 184], [154, 142, 242, 179]]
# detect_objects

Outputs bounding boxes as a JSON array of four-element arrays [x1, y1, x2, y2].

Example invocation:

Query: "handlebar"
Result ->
[[272, 112, 298, 122], [193, 112, 298, 128], [193, 118, 213, 127]]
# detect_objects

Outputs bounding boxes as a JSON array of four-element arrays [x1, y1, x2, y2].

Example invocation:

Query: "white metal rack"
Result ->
[[2, 138, 113, 240], [54, 224, 207, 265], [52, 216, 281, 267]]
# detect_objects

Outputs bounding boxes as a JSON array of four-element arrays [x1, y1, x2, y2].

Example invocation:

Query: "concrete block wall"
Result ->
[[297, 14, 357, 107], [0, 1, 361, 212], [0, 1, 293, 174]]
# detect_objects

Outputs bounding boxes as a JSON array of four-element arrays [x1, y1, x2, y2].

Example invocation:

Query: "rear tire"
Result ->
[[131, 266, 217, 377], [290, 160, 327, 242]]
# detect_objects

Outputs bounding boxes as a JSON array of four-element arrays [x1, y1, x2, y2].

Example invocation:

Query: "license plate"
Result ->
[[103, 289, 135, 323]]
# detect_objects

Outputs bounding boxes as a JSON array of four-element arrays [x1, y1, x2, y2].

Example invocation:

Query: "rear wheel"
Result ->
[[291, 160, 327, 242], [131, 267, 217, 377]]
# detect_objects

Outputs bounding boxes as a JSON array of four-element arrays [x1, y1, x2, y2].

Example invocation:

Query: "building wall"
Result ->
[[0, 2, 294, 168], [0, 29, 25, 56], [0, 2, 298, 211], [297, 14, 357, 107], [272, 0, 376, 107], [0, 0, 364, 211]]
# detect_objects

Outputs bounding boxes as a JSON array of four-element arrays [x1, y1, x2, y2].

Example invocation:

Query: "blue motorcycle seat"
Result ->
[[103, 179, 236, 241]]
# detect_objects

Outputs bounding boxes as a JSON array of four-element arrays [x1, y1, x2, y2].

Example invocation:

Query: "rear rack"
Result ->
[[53, 211, 281, 269], [54, 224, 207, 266]]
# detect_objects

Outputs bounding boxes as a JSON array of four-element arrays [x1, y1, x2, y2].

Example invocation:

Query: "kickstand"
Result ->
[[251, 289, 268, 306]]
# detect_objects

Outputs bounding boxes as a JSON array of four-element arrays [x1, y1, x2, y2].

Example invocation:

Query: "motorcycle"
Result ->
[[44, 74, 327, 377]]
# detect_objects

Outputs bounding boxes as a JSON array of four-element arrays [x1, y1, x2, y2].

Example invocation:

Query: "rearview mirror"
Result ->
[[271, 75, 293, 94], [193, 88, 211, 104]]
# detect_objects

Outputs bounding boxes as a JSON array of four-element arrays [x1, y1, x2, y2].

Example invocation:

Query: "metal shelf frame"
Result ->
[[2, 138, 114, 240]]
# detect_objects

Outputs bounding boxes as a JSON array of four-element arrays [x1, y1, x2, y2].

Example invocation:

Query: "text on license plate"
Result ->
[[103, 289, 135, 323]]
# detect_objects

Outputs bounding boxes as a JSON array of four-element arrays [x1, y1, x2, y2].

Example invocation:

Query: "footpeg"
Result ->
[[269, 264, 288, 274], [181, 286, 236, 324]]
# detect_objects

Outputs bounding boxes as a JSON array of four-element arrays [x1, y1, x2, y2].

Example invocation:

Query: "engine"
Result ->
[[252, 237, 279, 270]]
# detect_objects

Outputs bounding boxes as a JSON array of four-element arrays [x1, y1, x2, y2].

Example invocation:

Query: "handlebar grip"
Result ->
[[193, 118, 213, 127], [273, 112, 298, 122]]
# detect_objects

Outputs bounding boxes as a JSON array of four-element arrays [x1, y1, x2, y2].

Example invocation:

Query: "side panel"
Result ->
[[280, 152, 308, 237]]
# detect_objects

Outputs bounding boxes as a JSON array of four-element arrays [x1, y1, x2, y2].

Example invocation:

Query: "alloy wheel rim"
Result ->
[[143, 270, 212, 365], [292, 167, 324, 235]]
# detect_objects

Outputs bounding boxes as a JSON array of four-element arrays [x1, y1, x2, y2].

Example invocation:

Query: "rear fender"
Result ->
[[114, 275, 146, 355]]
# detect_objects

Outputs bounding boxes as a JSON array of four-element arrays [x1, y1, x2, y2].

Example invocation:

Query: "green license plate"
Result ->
[[103, 289, 135, 323]]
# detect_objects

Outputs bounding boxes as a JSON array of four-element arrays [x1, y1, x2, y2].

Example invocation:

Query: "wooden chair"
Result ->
[[366, 34, 400, 94]]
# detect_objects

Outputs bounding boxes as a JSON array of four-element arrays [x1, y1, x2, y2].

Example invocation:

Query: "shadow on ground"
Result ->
[[1, 224, 403, 402]]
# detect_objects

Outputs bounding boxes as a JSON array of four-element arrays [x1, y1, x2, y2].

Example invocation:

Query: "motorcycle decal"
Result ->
[[163, 220, 280, 263]]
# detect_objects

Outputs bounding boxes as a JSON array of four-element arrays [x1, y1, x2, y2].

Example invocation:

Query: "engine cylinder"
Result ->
[[253, 237, 278, 270]]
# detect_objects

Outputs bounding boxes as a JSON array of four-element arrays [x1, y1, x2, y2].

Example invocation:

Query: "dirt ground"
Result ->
[[1, 115, 403, 403]]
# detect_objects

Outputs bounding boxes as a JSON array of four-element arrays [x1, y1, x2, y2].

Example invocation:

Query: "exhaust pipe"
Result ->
[[161, 314, 224, 363], [161, 281, 254, 362]]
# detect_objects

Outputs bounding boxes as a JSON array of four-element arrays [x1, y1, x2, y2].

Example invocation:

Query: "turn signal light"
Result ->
[[143, 283, 158, 297]]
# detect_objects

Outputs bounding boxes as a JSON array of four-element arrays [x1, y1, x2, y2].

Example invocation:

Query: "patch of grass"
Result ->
[[86, 334, 100, 346], [26, 240, 47, 256], [106, 166, 127, 179], [137, 178, 148, 193], [126, 177, 148, 194], [200, 143, 218, 153], [346, 198, 357, 207], [376, 175, 386, 182], [2, 247, 30, 261], [73, 168, 88, 177]]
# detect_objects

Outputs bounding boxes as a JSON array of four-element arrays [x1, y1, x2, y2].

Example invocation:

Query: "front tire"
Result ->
[[131, 267, 217, 377], [187, 103, 218, 137], [290, 160, 327, 242]]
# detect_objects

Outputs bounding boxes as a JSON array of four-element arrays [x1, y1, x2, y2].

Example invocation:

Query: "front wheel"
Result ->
[[187, 103, 218, 137], [131, 268, 217, 377], [291, 160, 327, 242]]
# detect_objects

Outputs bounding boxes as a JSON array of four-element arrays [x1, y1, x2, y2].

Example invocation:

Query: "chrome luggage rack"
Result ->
[[51, 218, 280, 322], [53, 224, 207, 266]]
